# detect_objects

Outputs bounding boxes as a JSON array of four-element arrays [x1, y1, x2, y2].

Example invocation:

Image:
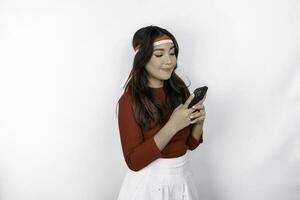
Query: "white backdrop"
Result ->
[[0, 0, 299, 199]]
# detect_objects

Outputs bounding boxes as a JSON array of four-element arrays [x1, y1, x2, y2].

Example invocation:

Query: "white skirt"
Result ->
[[117, 151, 200, 200]]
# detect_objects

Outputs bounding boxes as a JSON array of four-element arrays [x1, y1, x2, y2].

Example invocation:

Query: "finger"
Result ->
[[183, 93, 195, 109], [190, 105, 204, 115], [190, 117, 201, 124], [191, 111, 206, 120], [190, 116, 205, 124], [190, 111, 202, 119], [192, 104, 205, 110]]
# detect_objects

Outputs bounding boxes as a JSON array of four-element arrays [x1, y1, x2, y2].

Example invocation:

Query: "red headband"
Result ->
[[134, 35, 173, 53]]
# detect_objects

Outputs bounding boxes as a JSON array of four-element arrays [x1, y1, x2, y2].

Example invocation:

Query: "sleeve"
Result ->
[[117, 94, 162, 171], [186, 125, 203, 151]]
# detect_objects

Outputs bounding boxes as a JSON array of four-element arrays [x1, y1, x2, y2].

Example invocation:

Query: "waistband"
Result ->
[[152, 151, 190, 168], [144, 151, 191, 177], [126, 151, 192, 180]]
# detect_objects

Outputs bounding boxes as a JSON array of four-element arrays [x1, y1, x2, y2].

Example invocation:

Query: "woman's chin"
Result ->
[[161, 76, 171, 80], [161, 72, 173, 79]]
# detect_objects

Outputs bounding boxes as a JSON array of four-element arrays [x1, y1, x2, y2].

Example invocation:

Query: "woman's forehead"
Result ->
[[153, 43, 175, 51]]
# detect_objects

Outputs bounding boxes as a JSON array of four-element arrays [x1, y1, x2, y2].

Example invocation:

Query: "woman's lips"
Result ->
[[161, 68, 172, 72]]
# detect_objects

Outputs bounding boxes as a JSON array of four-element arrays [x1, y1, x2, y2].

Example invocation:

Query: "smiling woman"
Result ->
[[145, 42, 177, 88], [116, 25, 204, 199]]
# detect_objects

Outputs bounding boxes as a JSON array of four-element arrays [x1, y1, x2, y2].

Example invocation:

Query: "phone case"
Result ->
[[188, 86, 208, 109]]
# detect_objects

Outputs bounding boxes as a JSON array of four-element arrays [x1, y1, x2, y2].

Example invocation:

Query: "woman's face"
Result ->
[[145, 42, 177, 88]]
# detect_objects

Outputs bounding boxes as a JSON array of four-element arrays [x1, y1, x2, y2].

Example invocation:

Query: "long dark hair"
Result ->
[[117, 25, 191, 130]]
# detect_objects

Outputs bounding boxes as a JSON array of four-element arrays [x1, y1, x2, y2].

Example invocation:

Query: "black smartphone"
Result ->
[[188, 86, 208, 109]]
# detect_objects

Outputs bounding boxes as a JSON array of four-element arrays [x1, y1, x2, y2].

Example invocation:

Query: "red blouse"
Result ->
[[117, 87, 203, 171]]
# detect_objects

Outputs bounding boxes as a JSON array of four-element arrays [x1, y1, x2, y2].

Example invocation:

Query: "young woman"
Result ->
[[117, 25, 207, 199]]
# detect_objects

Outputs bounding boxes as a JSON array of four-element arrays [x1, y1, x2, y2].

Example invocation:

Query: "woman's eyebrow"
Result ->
[[154, 46, 175, 51]]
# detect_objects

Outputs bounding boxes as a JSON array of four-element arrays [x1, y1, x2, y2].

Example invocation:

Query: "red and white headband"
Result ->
[[134, 35, 174, 54], [122, 35, 174, 88]]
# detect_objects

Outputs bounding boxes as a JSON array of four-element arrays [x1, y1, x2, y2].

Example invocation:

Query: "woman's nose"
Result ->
[[164, 55, 171, 64]]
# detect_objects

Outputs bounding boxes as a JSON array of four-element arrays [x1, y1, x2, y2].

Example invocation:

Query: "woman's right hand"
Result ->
[[167, 93, 196, 134]]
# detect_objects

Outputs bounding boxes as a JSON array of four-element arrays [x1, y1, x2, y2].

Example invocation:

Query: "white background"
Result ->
[[0, 0, 299, 199]]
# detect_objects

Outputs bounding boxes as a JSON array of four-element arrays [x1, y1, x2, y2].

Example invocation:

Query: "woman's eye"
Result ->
[[155, 53, 175, 57]]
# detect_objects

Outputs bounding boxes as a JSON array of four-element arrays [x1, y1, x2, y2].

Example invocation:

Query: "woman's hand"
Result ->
[[167, 93, 197, 134], [190, 94, 207, 125]]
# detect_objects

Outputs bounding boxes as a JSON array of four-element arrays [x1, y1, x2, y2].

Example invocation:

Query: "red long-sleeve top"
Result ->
[[117, 87, 203, 171]]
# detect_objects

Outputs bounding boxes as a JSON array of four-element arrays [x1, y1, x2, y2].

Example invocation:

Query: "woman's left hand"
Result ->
[[189, 94, 207, 125]]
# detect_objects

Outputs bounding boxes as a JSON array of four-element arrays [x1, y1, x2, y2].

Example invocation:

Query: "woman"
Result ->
[[117, 25, 207, 199]]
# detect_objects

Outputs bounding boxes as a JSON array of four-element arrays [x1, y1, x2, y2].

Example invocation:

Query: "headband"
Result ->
[[121, 35, 174, 88], [134, 35, 174, 53]]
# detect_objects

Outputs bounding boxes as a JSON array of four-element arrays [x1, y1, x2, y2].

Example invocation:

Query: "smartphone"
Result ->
[[188, 86, 208, 109]]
